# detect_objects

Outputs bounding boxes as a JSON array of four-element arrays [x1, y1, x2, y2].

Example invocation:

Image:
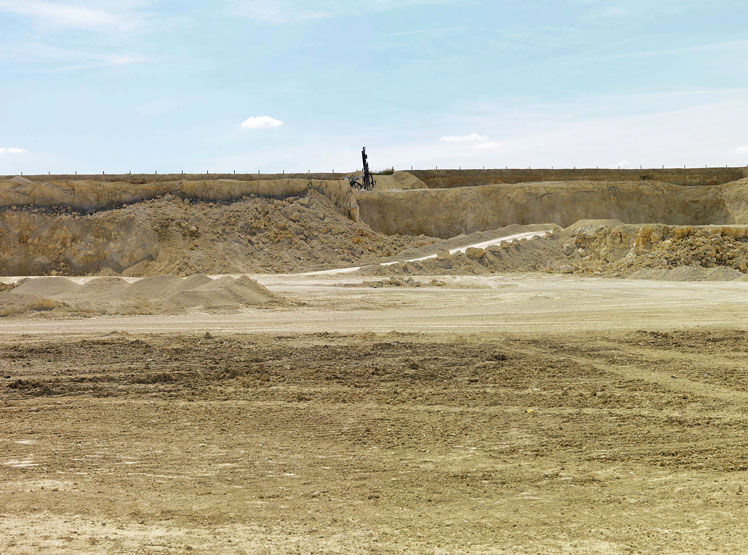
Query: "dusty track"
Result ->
[[2, 274, 748, 335]]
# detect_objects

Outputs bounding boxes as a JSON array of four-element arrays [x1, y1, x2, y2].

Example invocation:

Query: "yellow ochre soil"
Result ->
[[2, 330, 748, 553]]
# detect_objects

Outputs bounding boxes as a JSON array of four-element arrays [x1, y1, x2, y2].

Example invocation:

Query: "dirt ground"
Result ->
[[2, 276, 748, 553]]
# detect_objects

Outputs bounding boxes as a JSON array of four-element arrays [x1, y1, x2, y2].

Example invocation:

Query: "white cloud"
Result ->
[[232, 0, 455, 24], [0, 147, 27, 155], [600, 6, 626, 17], [473, 141, 502, 150], [578, 39, 748, 63], [440, 133, 501, 151], [390, 28, 443, 37], [232, 3, 328, 23], [0, 42, 146, 71], [0, 0, 140, 30], [440, 133, 487, 143], [241, 116, 285, 129], [736, 146, 748, 154]]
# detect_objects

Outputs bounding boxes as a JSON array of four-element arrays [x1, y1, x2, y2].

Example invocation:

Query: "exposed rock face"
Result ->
[[565, 223, 748, 276], [0, 189, 435, 276], [0, 209, 159, 275], [356, 179, 748, 238], [0, 178, 359, 220], [410, 167, 748, 188], [369, 221, 748, 281]]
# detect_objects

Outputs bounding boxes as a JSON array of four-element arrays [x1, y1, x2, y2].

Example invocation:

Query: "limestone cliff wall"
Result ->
[[356, 180, 741, 238], [0, 210, 159, 275], [410, 168, 747, 188]]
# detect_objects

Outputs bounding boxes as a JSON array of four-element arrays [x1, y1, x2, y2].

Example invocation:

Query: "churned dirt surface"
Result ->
[[2, 330, 748, 553]]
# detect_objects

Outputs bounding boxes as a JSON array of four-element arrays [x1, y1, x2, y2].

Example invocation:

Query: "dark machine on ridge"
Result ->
[[347, 147, 376, 191]]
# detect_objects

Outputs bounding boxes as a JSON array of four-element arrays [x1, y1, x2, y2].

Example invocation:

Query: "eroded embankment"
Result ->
[[372, 221, 748, 281], [0, 177, 359, 217], [0, 181, 436, 276], [410, 167, 748, 188], [357, 179, 748, 238]]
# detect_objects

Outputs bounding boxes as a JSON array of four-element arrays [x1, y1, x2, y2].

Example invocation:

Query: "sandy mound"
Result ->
[[362, 229, 563, 277], [559, 222, 748, 280], [0, 275, 282, 317], [371, 221, 748, 281], [9, 176, 32, 185], [0, 189, 436, 276]]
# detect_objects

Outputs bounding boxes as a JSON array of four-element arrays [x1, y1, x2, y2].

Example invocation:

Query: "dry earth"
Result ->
[[2, 328, 748, 553], [3, 169, 748, 553]]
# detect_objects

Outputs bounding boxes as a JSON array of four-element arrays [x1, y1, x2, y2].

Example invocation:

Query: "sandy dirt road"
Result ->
[[2, 275, 748, 553], [1, 273, 748, 336]]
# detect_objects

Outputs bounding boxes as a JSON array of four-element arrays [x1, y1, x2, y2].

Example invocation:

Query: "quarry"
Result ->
[[3, 168, 748, 553]]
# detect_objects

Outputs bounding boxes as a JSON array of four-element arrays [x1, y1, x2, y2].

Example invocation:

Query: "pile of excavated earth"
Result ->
[[371, 221, 748, 281], [3, 166, 748, 305], [0, 178, 435, 276]]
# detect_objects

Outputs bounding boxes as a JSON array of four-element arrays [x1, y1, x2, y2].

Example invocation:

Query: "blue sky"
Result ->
[[1, 0, 748, 174]]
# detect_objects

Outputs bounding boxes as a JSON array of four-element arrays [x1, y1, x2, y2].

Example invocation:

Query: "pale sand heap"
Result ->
[[0, 275, 283, 317]]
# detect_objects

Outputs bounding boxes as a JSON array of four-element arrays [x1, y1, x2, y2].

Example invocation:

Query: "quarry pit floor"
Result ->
[[2, 272, 748, 335], [2, 274, 748, 553]]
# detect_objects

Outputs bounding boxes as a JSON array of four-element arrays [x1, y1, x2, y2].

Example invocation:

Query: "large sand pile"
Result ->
[[0, 275, 282, 317], [0, 189, 436, 276]]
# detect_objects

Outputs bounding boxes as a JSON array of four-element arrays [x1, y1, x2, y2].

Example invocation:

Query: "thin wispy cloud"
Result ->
[[736, 146, 748, 154], [0, 42, 145, 71], [583, 39, 748, 62], [473, 141, 502, 151], [232, 3, 329, 23], [599, 6, 626, 17], [0, 147, 27, 155], [232, 0, 455, 24], [440, 133, 487, 143], [440, 133, 501, 151], [241, 116, 285, 129], [0, 0, 141, 30], [390, 28, 443, 37]]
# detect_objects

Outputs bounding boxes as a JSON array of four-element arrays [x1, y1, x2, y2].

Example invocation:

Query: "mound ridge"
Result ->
[[0, 275, 282, 317], [0, 189, 436, 276]]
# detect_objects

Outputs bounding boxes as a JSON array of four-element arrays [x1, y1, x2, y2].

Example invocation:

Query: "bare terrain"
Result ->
[[2, 323, 748, 553], [2, 168, 748, 553]]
